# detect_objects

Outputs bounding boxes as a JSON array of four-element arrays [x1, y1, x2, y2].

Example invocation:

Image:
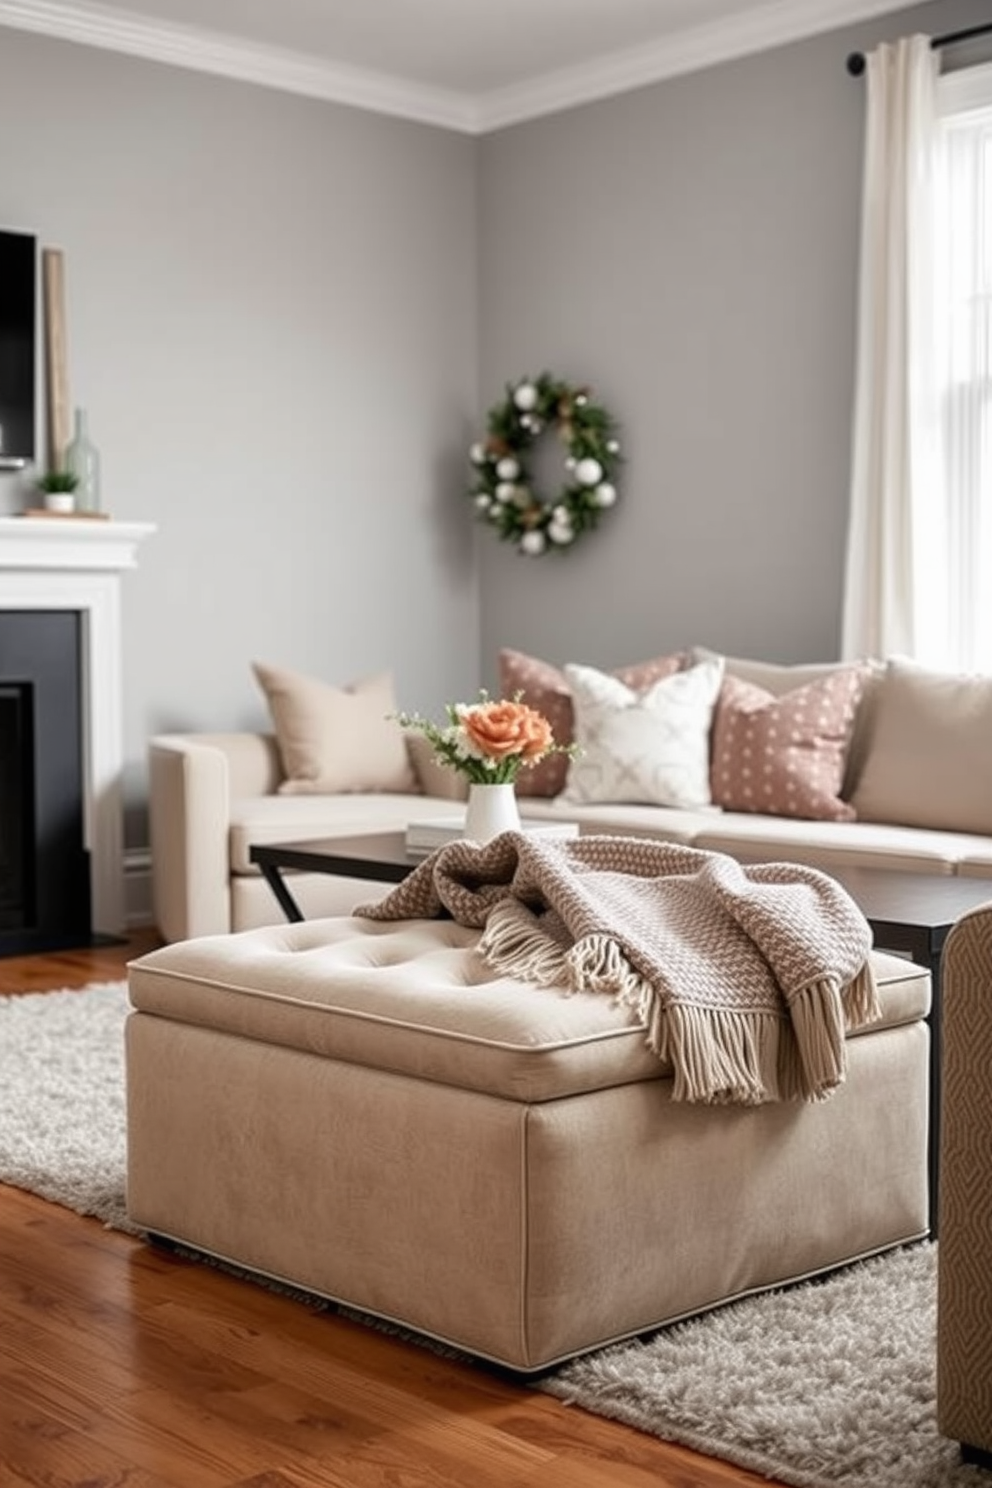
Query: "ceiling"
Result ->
[[0, 0, 910, 130]]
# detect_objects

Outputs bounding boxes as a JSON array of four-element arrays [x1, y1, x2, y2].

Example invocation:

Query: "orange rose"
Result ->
[[461, 700, 553, 762]]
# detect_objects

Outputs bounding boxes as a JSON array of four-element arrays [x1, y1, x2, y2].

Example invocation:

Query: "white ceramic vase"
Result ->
[[464, 782, 521, 844]]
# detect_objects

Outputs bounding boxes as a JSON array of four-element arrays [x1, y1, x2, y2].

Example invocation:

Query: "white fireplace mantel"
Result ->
[[0, 516, 156, 937]]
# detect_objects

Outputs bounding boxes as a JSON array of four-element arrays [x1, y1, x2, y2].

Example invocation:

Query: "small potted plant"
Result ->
[[36, 469, 80, 514]]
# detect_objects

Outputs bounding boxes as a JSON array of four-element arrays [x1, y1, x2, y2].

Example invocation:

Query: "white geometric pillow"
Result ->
[[562, 656, 725, 807]]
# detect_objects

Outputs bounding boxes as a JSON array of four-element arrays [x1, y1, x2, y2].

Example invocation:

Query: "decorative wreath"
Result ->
[[467, 372, 622, 556]]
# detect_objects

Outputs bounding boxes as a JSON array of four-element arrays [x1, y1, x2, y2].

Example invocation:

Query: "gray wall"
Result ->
[[475, 0, 988, 681], [0, 27, 479, 846], [1, 0, 988, 856]]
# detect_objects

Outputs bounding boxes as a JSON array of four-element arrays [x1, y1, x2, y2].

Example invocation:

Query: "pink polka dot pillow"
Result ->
[[710, 668, 868, 821], [498, 647, 685, 797]]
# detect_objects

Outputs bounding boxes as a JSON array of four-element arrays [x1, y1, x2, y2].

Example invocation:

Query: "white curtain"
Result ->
[[841, 35, 942, 661]]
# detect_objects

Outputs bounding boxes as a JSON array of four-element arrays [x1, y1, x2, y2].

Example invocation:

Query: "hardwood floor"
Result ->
[[0, 930, 784, 1488]]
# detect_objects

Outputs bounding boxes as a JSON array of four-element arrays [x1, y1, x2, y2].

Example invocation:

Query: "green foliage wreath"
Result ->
[[468, 372, 622, 556]]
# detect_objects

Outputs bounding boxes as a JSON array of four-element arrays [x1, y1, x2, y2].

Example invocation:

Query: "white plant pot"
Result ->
[[42, 493, 76, 513]]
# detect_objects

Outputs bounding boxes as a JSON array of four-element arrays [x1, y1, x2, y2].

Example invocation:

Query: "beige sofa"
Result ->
[[149, 651, 992, 943]]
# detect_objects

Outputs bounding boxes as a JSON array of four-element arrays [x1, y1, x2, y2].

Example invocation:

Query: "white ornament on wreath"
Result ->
[[467, 371, 622, 556]]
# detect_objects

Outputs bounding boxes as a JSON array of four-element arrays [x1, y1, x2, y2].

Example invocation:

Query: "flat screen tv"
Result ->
[[0, 228, 36, 469]]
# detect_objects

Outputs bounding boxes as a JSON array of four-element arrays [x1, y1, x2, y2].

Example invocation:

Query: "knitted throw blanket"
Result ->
[[356, 833, 880, 1105]]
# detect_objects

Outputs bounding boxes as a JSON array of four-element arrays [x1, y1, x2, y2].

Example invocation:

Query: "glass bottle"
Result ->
[[65, 407, 101, 514]]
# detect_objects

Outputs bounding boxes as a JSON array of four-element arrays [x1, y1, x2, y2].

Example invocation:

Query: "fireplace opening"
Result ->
[[0, 682, 34, 928], [0, 611, 91, 956]]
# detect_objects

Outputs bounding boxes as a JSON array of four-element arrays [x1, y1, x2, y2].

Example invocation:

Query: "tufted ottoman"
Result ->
[[126, 916, 931, 1372]]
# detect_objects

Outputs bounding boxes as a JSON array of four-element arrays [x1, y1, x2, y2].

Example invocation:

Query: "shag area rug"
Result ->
[[0, 982, 980, 1488], [0, 981, 136, 1233]]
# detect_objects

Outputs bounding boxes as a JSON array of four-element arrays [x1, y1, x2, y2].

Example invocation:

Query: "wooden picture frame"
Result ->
[[42, 247, 70, 470]]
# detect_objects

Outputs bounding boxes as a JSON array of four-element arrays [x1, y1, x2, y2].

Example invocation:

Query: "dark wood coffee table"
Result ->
[[250, 832, 418, 922], [250, 834, 992, 1235]]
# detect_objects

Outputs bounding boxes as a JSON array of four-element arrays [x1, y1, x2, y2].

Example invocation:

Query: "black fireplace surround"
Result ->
[[0, 611, 91, 956]]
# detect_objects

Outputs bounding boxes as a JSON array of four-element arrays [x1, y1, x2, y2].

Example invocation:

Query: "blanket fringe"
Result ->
[[478, 901, 879, 1107], [842, 960, 881, 1027], [783, 980, 848, 1101], [648, 1001, 795, 1105], [478, 901, 573, 989]]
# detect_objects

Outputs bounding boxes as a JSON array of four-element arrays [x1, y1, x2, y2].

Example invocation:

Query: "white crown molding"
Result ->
[[0, 0, 478, 131], [0, 0, 917, 134], [476, 0, 915, 131]]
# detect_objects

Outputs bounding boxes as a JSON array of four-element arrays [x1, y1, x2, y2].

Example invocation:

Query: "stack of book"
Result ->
[[405, 817, 579, 857]]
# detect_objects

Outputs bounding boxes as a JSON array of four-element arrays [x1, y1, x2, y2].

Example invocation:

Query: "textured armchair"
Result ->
[[936, 900, 992, 1467]]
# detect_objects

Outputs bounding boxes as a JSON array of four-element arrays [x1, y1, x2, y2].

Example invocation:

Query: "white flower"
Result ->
[[606, 439, 620, 454], [513, 382, 538, 411], [495, 456, 519, 480], [594, 483, 617, 507], [520, 530, 546, 556], [548, 522, 574, 545], [564, 455, 576, 470], [470, 441, 488, 465], [575, 393, 588, 406], [474, 493, 491, 511], [552, 504, 572, 524], [575, 457, 603, 487], [495, 482, 516, 502]]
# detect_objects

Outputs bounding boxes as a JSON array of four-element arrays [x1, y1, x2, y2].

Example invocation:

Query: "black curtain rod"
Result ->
[[846, 20, 992, 76]]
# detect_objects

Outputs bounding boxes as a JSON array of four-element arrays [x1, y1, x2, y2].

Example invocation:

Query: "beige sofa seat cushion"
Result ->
[[127, 919, 927, 1104], [692, 813, 991, 876], [228, 793, 459, 874], [506, 796, 715, 843]]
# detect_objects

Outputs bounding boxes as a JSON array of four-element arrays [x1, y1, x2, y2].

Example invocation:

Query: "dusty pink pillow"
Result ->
[[710, 669, 868, 822], [498, 647, 685, 797]]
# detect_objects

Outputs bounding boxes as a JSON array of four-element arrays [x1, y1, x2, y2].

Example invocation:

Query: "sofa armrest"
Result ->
[[936, 898, 992, 1459], [149, 732, 282, 943]]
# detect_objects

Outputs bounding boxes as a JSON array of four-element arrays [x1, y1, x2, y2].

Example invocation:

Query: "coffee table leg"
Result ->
[[258, 863, 305, 923], [866, 917, 942, 1239]]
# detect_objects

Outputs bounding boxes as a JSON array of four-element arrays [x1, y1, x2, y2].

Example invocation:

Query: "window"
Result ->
[[934, 65, 992, 670]]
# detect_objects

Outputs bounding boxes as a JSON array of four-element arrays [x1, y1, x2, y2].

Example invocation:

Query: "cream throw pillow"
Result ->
[[253, 662, 418, 795], [851, 657, 992, 834], [405, 731, 470, 801], [498, 646, 685, 798], [563, 656, 724, 807]]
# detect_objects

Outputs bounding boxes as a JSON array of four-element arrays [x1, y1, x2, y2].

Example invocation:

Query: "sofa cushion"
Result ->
[[498, 647, 685, 798], [698, 651, 884, 798], [228, 791, 461, 875], [691, 812, 989, 877], [562, 657, 724, 808], [851, 658, 992, 835], [405, 732, 470, 801], [710, 668, 869, 822], [252, 662, 418, 796]]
